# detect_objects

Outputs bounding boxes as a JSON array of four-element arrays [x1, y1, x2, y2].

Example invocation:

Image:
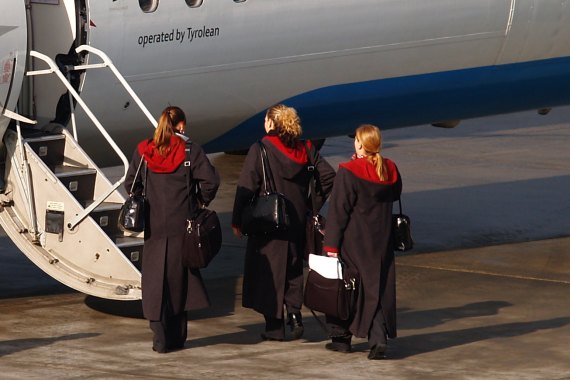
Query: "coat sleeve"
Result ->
[[323, 167, 356, 254], [191, 144, 220, 206], [231, 143, 262, 227], [124, 149, 144, 196]]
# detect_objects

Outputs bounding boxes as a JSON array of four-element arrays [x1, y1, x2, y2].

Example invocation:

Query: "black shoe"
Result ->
[[152, 345, 167, 354], [368, 344, 387, 360], [287, 313, 304, 340], [260, 333, 284, 342], [325, 341, 352, 353]]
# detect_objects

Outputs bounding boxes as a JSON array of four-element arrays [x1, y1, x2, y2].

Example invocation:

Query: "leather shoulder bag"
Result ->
[[392, 198, 413, 251], [241, 141, 290, 236], [304, 253, 359, 321], [181, 141, 223, 269], [118, 155, 146, 233]]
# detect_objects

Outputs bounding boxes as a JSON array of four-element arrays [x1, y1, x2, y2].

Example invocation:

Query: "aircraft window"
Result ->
[[186, 0, 203, 7], [139, 0, 158, 13]]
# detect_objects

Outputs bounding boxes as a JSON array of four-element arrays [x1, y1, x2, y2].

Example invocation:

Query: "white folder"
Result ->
[[308, 254, 343, 280]]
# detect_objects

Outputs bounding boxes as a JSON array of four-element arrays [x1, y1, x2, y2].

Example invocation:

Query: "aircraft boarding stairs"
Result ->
[[0, 46, 157, 301]]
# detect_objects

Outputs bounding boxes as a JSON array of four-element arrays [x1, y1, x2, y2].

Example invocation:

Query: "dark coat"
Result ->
[[232, 135, 335, 318], [125, 136, 220, 321], [323, 157, 402, 338]]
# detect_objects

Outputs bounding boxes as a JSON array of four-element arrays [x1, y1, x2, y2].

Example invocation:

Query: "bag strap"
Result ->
[[303, 141, 318, 215], [310, 308, 331, 336], [258, 141, 277, 194], [129, 155, 147, 196], [396, 198, 403, 215], [184, 140, 199, 219]]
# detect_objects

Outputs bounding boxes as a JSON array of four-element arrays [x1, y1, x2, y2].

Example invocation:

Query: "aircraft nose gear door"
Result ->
[[0, 0, 28, 134]]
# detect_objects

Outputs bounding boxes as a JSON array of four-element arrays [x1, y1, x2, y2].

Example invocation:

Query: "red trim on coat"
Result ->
[[323, 245, 339, 254], [339, 157, 399, 184], [262, 135, 313, 164], [138, 136, 186, 173]]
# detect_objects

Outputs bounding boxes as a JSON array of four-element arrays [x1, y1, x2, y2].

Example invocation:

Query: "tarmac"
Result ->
[[1, 107, 570, 379]]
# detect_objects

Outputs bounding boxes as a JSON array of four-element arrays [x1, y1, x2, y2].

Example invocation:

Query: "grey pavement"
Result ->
[[1, 107, 570, 379]]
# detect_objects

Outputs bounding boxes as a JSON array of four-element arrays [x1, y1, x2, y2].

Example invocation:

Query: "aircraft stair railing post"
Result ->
[[13, 115, 39, 242], [74, 45, 158, 129], [26, 50, 130, 231], [65, 71, 79, 141]]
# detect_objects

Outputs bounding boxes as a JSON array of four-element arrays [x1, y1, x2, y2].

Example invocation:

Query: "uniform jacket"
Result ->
[[125, 135, 220, 321], [232, 134, 336, 318], [324, 157, 402, 338]]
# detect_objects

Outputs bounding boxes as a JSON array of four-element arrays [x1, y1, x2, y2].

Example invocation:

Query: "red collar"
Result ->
[[137, 136, 186, 173], [262, 135, 313, 164], [339, 157, 398, 184]]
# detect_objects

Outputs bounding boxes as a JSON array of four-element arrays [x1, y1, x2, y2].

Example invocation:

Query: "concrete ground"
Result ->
[[1, 106, 570, 379]]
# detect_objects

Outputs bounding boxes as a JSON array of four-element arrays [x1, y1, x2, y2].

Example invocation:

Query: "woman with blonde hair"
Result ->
[[323, 124, 402, 359], [232, 104, 335, 341], [125, 106, 220, 353]]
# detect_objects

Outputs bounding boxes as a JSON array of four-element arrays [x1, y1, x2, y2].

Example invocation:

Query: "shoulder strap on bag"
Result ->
[[129, 155, 147, 196], [258, 141, 277, 194], [184, 140, 198, 219], [303, 141, 318, 214], [396, 198, 403, 215]]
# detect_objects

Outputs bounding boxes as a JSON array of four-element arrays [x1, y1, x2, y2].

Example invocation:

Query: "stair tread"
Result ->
[[115, 236, 144, 247], [24, 133, 66, 143], [53, 165, 96, 177]]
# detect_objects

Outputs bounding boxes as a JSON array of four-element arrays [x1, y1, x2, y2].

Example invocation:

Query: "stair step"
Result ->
[[26, 134, 66, 170], [115, 236, 144, 270], [54, 165, 97, 203], [85, 201, 123, 236]]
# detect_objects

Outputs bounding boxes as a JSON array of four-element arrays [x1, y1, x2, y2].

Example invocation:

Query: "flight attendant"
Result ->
[[125, 106, 220, 353], [323, 124, 402, 359], [232, 104, 335, 341]]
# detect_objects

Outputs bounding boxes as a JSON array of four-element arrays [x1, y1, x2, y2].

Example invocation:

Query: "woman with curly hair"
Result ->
[[232, 104, 335, 341]]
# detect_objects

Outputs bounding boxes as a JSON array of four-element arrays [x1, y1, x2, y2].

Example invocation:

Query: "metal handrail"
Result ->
[[74, 45, 158, 128], [27, 50, 130, 231]]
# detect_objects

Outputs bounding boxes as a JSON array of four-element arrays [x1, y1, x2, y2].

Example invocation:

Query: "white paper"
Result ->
[[308, 254, 343, 280]]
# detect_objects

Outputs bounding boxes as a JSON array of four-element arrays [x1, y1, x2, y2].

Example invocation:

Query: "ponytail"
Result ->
[[355, 124, 385, 180], [154, 106, 186, 156]]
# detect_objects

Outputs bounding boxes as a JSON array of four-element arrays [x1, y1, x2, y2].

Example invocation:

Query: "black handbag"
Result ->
[[181, 141, 223, 269], [118, 156, 146, 233], [241, 141, 290, 236], [303, 256, 358, 321], [393, 198, 413, 251], [182, 208, 222, 269], [304, 141, 325, 260]]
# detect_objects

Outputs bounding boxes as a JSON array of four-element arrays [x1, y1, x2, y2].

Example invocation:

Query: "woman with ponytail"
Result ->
[[232, 104, 335, 341], [323, 124, 402, 359], [125, 106, 220, 353]]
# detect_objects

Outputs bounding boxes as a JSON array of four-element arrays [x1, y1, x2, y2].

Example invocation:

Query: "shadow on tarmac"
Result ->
[[398, 300, 513, 329], [381, 316, 570, 359], [0, 333, 100, 358]]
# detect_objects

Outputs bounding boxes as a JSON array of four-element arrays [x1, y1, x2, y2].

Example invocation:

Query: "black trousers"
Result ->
[[149, 276, 187, 351], [326, 304, 387, 348]]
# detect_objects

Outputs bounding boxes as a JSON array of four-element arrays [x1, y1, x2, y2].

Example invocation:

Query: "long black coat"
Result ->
[[323, 157, 402, 338], [232, 135, 335, 318], [125, 137, 220, 321]]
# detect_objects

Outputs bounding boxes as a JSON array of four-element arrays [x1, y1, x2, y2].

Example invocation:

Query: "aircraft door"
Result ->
[[26, 0, 80, 127], [0, 0, 27, 135]]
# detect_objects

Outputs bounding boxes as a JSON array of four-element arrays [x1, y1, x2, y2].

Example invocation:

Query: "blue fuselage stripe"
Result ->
[[204, 56, 570, 152]]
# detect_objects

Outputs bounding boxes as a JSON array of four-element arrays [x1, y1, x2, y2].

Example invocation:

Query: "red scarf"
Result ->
[[137, 136, 186, 173]]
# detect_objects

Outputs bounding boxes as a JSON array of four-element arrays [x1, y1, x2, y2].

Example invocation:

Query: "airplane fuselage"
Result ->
[[2, 0, 570, 162]]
